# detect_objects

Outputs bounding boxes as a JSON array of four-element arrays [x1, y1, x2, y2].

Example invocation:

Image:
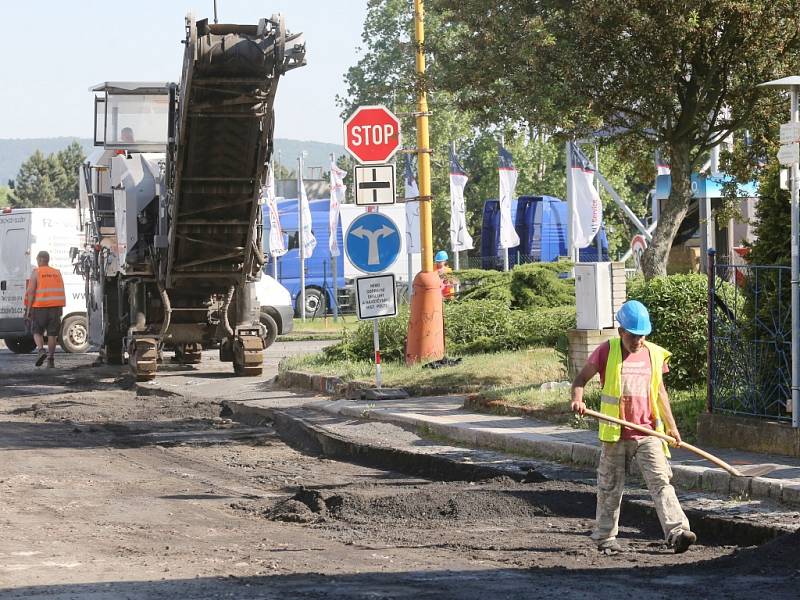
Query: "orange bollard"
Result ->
[[405, 271, 445, 365]]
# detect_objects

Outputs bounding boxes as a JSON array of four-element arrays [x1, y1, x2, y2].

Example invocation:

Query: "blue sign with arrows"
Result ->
[[345, 211, 402, 274]]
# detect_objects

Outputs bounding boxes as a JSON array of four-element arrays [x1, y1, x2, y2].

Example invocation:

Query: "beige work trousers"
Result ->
[[591, 436, 690, 546]]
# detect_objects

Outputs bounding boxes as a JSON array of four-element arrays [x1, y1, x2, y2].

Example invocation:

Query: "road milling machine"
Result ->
[[76, 14, 305, 380]]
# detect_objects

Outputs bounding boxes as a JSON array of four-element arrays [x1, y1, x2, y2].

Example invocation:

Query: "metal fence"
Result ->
[[708, 254, 792, 421]]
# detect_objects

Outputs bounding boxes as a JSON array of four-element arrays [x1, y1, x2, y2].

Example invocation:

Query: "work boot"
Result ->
[[35, 349, 47, 367], [671, 530, 697, 554], [47, 356, 55, 369], [597, 539, 623, 554]]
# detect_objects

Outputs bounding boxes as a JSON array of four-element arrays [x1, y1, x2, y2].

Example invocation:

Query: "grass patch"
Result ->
[[282, 347, 567, 396]]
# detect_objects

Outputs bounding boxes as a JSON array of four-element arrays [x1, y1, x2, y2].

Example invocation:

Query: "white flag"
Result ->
[[298, 168, 316, 259], [329, 161, 346, 257], [264, 163, 287, 257], [569, 143, 602, 248], [449, 148, 473, 251], [498, 145, 520, 249], [404, 154, 421, 253]]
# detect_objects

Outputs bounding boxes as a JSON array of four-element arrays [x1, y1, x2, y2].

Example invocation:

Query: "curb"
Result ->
[[279, 370, 800, 508]]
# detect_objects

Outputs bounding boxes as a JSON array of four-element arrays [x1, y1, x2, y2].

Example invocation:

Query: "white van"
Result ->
[[0, 208, 88, 354], [253, 273, 294, 347]]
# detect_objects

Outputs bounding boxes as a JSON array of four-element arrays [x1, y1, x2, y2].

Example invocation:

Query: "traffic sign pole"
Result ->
[[373, 319, 382, 388]]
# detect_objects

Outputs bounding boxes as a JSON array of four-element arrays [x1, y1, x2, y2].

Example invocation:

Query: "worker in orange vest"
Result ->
[[24, 251, 66, 368]]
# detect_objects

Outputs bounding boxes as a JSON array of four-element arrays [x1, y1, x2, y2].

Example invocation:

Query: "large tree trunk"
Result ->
[[641, 141, 693, 278]]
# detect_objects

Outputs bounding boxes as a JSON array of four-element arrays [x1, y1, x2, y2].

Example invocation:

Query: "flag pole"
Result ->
[[595, 143, 602, 261], [298, 154, 306, 322], [272, 158, 279, 280], [330, 153, 339, 323], [449, 141, 460, 272], [566, 141, 576, 263]]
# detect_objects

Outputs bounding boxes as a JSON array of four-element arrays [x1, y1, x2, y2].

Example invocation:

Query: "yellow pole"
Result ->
[[405, 0, 445, 364], [414, 0, 433, 273]]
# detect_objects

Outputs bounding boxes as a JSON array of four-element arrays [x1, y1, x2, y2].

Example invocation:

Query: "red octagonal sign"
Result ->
[[343, 105, 401, 164]]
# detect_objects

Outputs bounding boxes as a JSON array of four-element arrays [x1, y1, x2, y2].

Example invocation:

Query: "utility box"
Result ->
[[575, 263, 614, 329]]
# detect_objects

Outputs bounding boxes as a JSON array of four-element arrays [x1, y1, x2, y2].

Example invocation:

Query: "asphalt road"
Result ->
[[0, 342, 798, 599]]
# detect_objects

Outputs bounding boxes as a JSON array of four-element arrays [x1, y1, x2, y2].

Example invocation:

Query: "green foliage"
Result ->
[[432, 0, 800, 276], [509, 263, 574, 309], [627, 274, 709, 389], [324, 300, 576, 362], [747, 161, 789, 267], [456, 269, 513, 305], [11, 142, 85, 208], [0, 185, 12, 207]]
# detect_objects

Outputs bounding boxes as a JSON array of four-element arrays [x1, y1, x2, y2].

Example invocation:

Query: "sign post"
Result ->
[[355, 273, 398, 388], [758, 76, 800, 427]]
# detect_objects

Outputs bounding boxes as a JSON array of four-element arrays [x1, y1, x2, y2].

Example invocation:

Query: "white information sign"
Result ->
[[354, 164, 396, 206], [356, 273, 397, 320], [778, 143, 799, 166], [781, 122, 800, 144]]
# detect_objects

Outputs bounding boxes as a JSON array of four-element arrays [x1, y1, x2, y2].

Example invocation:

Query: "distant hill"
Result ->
[[0, 137, 345, 184]]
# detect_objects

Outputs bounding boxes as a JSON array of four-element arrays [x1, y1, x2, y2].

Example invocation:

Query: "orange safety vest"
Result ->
[[31, 266, 66, 308]]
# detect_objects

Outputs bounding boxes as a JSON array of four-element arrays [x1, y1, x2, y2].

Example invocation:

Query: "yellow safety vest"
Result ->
[[598, 338, 672, 456]]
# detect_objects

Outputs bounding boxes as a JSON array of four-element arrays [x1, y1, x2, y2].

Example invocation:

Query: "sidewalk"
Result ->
[[290, 393, 800, 507]]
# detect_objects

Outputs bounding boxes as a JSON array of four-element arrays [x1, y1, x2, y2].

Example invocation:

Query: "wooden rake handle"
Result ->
[[582, 408, 744, 477]]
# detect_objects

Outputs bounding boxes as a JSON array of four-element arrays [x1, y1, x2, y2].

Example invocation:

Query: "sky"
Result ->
[[0, 0, 367, 144]]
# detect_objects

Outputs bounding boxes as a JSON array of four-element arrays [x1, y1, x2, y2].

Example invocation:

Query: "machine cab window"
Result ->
[[92, 82, 171, 152]]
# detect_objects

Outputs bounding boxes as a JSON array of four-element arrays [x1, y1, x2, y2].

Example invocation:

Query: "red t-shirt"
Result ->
[[587, 341, 668, 440]]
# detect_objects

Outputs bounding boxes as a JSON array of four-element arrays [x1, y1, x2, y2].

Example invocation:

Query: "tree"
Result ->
[[433, 0, 800, 277], [56, 141, 86, 203], [11, 142, 85, 208]]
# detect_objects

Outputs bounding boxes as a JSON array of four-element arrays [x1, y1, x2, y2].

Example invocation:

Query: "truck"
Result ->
[[266, 198, 421, 316], [481, 195, 609, 269], [0, 207, 89, 354], [76, 14, 305, 380]]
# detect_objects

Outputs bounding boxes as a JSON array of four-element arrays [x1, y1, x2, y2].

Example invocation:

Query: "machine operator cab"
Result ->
[[92, 81, 171, 153], [79, 82, 174, 278]]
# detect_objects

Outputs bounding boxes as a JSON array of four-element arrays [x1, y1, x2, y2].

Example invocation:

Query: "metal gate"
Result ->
[[708, 253, 792, 420]]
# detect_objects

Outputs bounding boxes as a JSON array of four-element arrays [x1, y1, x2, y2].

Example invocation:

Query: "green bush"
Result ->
[[510, 306, 577, 347], [510, 262, 574, 309], [456, 269, 513, 306], [324, 306, 411, 362], [627, 274, 708, 390], [444, 300, 517, 353]]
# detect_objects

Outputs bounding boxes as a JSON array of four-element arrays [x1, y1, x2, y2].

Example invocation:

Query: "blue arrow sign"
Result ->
[[345, 212, 402, 274]]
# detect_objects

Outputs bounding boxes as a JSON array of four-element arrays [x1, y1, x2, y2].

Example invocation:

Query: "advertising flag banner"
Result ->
[[264, 163, 287, 257], [449, 148, 473, 251], [498, 145, 520, 249], [655, 150, 671, 176], [569, 143, 602, 248], [329, 161, 347, 257], [404, 154, 421, 253], [299, 169, 317, 259]]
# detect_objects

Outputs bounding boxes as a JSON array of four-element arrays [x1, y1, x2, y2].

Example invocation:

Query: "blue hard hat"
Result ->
[[616, 300, 652, 336], [434, 250, 449, 262]]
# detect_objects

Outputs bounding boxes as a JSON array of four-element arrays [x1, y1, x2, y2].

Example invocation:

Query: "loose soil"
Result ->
[[1, 348, 798, 599]]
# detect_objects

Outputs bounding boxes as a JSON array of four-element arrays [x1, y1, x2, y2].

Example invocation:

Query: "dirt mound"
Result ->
[[268, 482, 596, 526], [710, 527, 800, 575]]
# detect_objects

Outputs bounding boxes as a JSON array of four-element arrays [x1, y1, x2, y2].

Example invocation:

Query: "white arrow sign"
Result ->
[[350, 225, 396, 265]]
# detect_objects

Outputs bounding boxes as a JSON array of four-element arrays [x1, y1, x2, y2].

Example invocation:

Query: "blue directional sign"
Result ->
[[345, 211, 401, 274]]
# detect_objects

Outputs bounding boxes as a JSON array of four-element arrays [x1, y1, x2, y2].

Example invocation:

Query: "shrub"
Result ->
[[510, 262, 574, 309], [456, 269, 513, 306], [324, 306, 411, 362], [510, 306, 577, 347], [444, 300, 517, 353], [627, 274, 708, 390]]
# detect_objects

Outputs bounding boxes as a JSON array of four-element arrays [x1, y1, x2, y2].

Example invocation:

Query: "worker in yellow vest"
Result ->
[[24, 251, 66, 368], [570, 300, 696, 555]]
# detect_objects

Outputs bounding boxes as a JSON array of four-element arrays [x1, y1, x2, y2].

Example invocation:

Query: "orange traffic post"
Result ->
[[405, 0, 445, 364]]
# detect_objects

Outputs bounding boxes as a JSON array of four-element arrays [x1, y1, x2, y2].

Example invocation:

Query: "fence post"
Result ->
[[706, 248, 716, 413]]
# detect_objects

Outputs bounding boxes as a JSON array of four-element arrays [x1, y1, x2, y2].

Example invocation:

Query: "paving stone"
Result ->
[[672, 466, 704, 490], [701, 469, 731, 494]]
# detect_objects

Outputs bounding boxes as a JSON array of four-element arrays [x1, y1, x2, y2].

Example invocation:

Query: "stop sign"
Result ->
[[343, 105, 401, 164]]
